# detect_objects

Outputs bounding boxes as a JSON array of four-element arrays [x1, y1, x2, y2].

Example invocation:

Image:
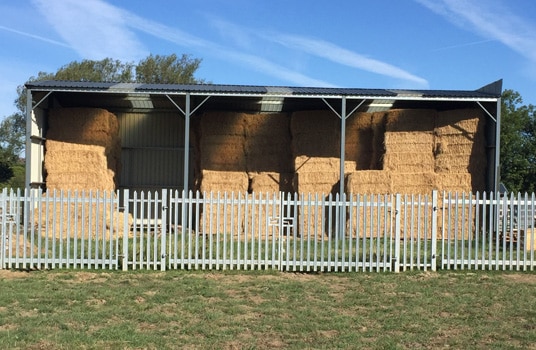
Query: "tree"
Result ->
[[136, 54, 205, 84], [499, 89, 536, 193], [0, 54, 205, 186]]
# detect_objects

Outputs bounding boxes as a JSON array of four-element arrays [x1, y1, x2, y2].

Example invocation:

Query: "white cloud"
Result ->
[[32, 0, 148, 61], [0, 25, 70, 48], [265, 33, 429, 87], [416, 0, 536, 63]]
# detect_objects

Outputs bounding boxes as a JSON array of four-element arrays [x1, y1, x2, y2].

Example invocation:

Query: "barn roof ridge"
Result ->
[[26, 79, 502, 100]]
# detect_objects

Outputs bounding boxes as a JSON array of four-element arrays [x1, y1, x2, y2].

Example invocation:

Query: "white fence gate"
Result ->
[[1, 188, 534, 272]]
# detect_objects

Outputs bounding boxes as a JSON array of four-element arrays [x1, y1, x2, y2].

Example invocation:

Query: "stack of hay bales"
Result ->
[[198, 112, 248, 193], [434, 109, 486, 193], [291, 110, 344, 196], [245, 113, 294, 193], [198, 112, 248, 234], [383, 109, 437, 175], [40, 108, 128, 239], [45, 108, 121, 191]]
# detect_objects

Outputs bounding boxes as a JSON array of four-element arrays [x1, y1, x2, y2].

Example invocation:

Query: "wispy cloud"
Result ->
[[0, 25, 70, 48], [416, 0, 536, 63], [32, 0, 148, 61], [265, 33, 429, 87], [206, 17, 428, 87]]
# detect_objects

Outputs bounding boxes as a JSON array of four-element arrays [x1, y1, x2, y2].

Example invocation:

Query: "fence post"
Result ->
[[431, 190, 438, 272], [394, 194, 401, 273], [160, 189, 167, 272], [122, 189, 129, 271], [0, 188, 6, 269]]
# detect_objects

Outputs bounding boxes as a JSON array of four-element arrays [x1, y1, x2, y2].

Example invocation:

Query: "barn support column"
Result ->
[[166, 93, 210, 193], [322, 97, 366, 195], [476, 100, 501, 192]]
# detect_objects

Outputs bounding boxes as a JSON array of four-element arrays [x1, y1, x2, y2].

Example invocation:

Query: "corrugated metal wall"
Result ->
[[117, 111, 188, 192]]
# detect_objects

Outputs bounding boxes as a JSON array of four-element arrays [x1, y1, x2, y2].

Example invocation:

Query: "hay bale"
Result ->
[[391, 172, 436, 195], [435, 109, 484, 135], [199, 170, 249, 193], [434, 173, 474, 193], [345, 112, 374, 170], [200, 112, 246, 136], [385, 109, 437, 132], [294, 171, 341, 196], [384, 132, 435, 153], [45, 108, 121, 191], [346, 171, 392, 195], [370, 112, 387, 169], [383, 152, 435, 173], [250, 172, 294, 194]]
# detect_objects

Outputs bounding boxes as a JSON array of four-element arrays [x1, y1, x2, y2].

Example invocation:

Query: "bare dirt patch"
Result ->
[[502, 273, 536, 284]]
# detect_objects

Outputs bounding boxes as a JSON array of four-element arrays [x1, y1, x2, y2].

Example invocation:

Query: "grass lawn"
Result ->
[[0, 269, 534, 349]]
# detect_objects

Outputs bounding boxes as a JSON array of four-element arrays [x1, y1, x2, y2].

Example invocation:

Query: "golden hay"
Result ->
[[45, 108, 120, 191], [435, 109, 484, 135], [244, 113, 290, 137], [346, 171, 392, 195], [391, 172, 436, 194], [383, 152, 435, 173], [199, 170, 249, 193], [384, 132, 435, 153], [249, 172, 294, 194], [385, 109, 437, 132], [290, 110, 339, 136]]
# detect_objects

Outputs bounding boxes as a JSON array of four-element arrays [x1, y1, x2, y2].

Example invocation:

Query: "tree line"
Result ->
[[0, 53, 534, 193]]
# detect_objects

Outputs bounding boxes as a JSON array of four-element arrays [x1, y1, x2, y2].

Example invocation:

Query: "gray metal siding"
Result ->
[[117, 112, 186, 190]]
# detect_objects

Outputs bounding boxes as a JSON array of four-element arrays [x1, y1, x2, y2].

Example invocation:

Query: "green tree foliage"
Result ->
[[0, 54, 204, 187], [136, 54, 205, 84], [500, 90, 536, 193]]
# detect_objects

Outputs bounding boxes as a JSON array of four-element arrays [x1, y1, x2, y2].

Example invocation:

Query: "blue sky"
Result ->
[[1, 0, 535, 119]]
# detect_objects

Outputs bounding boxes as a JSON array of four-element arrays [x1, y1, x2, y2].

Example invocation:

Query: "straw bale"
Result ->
[[48, 108, 119, 147], [346, 171, 392, 195], [370, 112, 387, 169], [294, 171, 341, 196], [290, 110, 339, 136], [434, 173, 474, 193], [346, 193, 392, 238], [385, 109, 437, 132], [435, 109, 484, 135], [200, 112, 246, 136], [291, 134, 340, 158], [199, 193, 245, 237], [244, 113, 290, 137], [33, 192, 133, 240], [246, 138, 293, 173], [391, 172, 436, 195], [249, 172, 294, 194], [199, 170, 249, 193], [384, 132, 435, 153], [383, 152, 435, 173], [523, 229, 536, 251], [345, 113, 375, 170], [294, 156, 355, 174], [45, 108, 120, 191]]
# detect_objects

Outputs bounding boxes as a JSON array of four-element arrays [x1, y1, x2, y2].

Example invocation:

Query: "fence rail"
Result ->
[[1, 188, 534, 272]]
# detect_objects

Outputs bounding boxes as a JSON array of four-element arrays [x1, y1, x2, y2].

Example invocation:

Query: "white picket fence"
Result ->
[[1, 188, 534, 272]]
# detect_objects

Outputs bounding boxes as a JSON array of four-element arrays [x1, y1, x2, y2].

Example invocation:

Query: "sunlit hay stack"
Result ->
[[32, 191, 133, 240], [45, 108, 121, 191], [45, 142, 116, 191], [434, 109, 486, 192], [198, 111, 246, 173], [345, 172, 391, 238], [383, 109, 437, 173], [249, 172, 294, 194], [346, 170, 392, 195], [198, 170, 248, 235]]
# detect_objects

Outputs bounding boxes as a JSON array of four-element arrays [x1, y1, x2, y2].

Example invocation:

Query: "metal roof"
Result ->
[[26, 80, 502, 100]]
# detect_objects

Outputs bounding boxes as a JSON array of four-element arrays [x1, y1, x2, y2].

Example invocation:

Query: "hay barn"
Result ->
[[25, 80, 502, 199]]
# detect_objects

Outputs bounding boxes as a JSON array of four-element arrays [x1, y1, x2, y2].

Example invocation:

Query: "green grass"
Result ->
[[0, 269, 534, 349]]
